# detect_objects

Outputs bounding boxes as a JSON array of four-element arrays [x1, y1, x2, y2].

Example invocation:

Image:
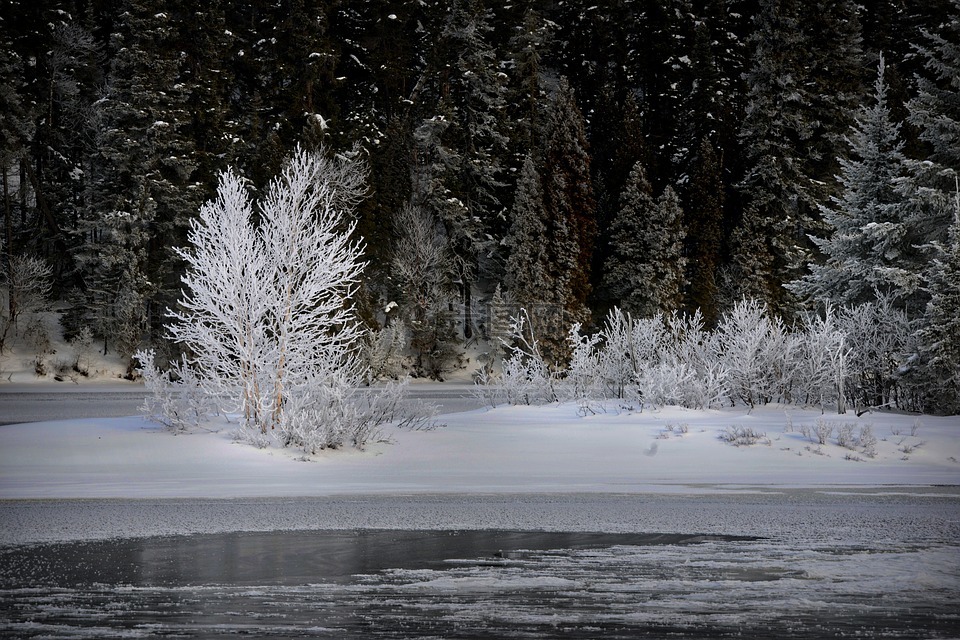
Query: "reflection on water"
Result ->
[[1, 529, 958, 639]]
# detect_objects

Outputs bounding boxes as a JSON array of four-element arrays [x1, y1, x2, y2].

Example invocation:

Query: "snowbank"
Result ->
[[1, 403, 957, 499]]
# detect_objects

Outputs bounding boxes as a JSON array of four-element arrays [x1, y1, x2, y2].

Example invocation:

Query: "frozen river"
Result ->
[[2, 491, 959, 638], [0, 383, 483, 425]]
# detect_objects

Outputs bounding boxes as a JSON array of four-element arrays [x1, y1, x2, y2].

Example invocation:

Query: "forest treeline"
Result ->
[[1, 0, 958, 411]]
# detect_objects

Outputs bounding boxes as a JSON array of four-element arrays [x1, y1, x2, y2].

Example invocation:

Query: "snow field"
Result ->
[[1, 402, 957, 501]]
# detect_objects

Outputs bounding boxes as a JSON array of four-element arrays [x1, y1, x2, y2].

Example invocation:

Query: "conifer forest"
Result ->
[[2, 0, 959, 414]]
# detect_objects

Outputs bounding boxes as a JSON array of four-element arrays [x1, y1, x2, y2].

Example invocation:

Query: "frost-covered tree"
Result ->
[[604, 162, 686, 317], [789, 56, 918, 309], [916, 188, 960, 414], [391, 202, 461, 379], [505, 155, 550, 307], [903, 4, 960, 260], [0, 255, 53, 352], [167, 147, 368, 434]]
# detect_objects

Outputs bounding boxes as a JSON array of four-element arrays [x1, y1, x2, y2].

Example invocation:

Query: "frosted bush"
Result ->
[[719, 425, 767, 446], [565, 323, 603, 403], [363, 323, 408, 381], [498, 310, 558, 406], [135, 349, 214, 431]]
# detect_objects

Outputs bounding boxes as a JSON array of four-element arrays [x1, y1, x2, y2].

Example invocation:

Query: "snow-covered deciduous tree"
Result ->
[[1, 255, 52, 339], [838, 294, 915, 412], [167, 146, 368, 436], [497, 310, 557, 406], [793, 307, 850, 413], [391, 202, 461, 379], [716, 299, 792, 408]]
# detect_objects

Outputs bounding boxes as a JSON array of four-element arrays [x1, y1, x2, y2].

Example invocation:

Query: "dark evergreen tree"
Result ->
[[917, 196, 960, 414], [800, 0, 865, 198], [603, 161, 657, 316], [541, 78, 596, 323], [77, 0, 202, 358], [684, 137, 725, 324], [789, 57, 918, 310], [736, 0, 864, 312], [905, 3, 960, 245], [604, 162, 687, 317], [505, 155, 550, 308]]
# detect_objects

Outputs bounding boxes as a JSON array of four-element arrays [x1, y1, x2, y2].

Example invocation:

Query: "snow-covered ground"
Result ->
[[1, 401, 957, 501]]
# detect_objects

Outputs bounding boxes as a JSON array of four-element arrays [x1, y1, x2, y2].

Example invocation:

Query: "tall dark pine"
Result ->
[[78, 0, 201, 358], [684, 137, 725, 325], [541, 78, 596, 323], [800, 0, 864, 201], [504, 155, 550, 308], [602, 162, 656, 316], [413, 0, 509, 337], [905, 3, 960, 245], [732, 0, 865, 312], [788, 57, 917, 310]]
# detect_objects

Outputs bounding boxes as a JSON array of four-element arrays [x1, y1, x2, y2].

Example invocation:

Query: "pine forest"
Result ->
[[2, 0, 959, 415]]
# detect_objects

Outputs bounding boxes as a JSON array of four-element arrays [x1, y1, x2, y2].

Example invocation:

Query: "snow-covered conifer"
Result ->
[[789, 55, 918, 309], [505, 155, 550, 306], [916, 186, 960, 414], [604, 163, 687, 317]]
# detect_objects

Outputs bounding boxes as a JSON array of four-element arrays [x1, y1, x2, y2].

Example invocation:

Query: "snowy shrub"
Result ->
[[719, 425, 767, 446], [800, 418, 835, 445], [499, 310, 558, 405], [835, 423, 856, 449], [69, 327, 94, 376], [135, 349, 214, 431], [565, 322, 604, 403], [857, 425, 878, 458], [659, 311, 728, 409], [717, 299, 789, 407], [838, 296, 915, 412], [275, 378, 440, 454], [793, 307, 849, 413], [598, 309, 667, 401], [363, 323, 408, 381]]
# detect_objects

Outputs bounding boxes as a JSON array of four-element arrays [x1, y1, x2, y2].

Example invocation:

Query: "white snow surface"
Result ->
[[1, 401, 958, 500]]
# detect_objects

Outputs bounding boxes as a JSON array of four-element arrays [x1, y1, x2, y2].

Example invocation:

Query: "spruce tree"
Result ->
[[504, 155, 550, 307], [603, 162, 657, 316], [541, 78, 596, 322], [734, 0, 812, 310], [917, 191, 960, 414], [604, 163, 687, 317], [905, 3, 960, 246], [788, 56, 918, 310], [685, 137, 725, 324], [735, 0, 865, 312], [78, 0, 201, 357]]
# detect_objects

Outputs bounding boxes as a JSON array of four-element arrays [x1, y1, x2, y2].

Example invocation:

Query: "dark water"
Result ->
[[2, 528, 958, 639]]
